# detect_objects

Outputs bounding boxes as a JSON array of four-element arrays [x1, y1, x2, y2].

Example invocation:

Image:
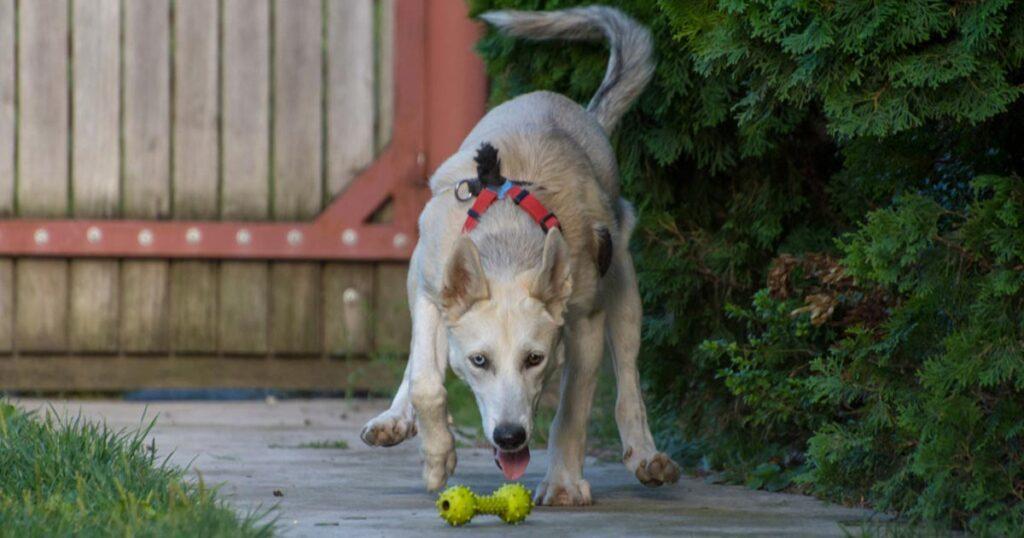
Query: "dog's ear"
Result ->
[[441, 237, 490, 321], [531, 228, 573, 324]]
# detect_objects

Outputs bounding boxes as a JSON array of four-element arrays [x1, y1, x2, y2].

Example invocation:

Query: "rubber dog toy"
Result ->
[[435, 483, 533, 526]]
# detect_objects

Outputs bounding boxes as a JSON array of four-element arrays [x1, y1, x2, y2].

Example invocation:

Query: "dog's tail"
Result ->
[[480, 6, 654, 134]]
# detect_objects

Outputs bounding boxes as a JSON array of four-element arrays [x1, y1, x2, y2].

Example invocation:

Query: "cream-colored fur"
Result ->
[[360, 6, 680, 506]]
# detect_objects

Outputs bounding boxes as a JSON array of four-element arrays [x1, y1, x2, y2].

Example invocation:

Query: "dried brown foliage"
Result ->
[[768, 253, 893, 328]]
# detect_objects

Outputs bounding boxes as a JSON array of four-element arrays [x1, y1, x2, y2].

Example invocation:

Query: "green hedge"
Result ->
[[468, 0, 1024, 533]]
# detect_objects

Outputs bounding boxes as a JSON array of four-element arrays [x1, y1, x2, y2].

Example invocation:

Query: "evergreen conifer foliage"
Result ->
[[469, 0, 1024, 532]]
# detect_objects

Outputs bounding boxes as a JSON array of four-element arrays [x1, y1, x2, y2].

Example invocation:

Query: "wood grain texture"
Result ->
[[273, 0, 321, 220], [119, 261, 169, 353], [326, 0, 375, 198], [15, 260, 68, 352], [0, 260, 11, 352], [18, 0, 68, 217], [374, 262, 410, 354], [69, 0, 121, 354], [170, 0, 220, 353], [72, 0, 120, 217], [323, 263, 374, 357], [222, 0, 269, 219], [69, 261, 119, 352], [219, 262, 269, 355], [122, 0, 171, 354], [376, 0, 395, 152], [323, 0, 379, 359], [16, 1, 69, 353], [170, 260, 218, 353], [173, 0, 219, 218], [123, 0, 170, 217], [0, 356, 400, 392], [271, 0, 323, 355], [270, 262, 321, 355], [0, 0, 13, 216], [220, 0, 270, 355]]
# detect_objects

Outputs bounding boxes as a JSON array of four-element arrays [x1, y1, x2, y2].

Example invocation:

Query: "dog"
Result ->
[[360, 6, 680, 506]]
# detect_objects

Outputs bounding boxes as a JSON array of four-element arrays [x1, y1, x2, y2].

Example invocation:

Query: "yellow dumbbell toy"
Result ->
[[435, 483, 533, 526]]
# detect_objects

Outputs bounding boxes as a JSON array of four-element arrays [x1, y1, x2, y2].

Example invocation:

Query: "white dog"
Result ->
[[360, 6, 680, 506]]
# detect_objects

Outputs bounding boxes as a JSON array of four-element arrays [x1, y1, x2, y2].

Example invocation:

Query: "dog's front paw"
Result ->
[[534, 476, 592, 506], [422, 446, 457, 491], [624, 448, 680, 487], [361, 411, 417, 447]]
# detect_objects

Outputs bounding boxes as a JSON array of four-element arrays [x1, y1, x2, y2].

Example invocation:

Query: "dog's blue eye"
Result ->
[[469, 354, 488, 368]]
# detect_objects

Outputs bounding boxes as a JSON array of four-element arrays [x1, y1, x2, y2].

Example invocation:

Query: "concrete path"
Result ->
[[17, 399, 881, 537]]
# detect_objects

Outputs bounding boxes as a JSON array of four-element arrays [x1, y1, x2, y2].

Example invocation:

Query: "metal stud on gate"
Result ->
[[138, 229, 154, 246], [186, 227, 202, 245], [86, 226, 103, 244], [393, 233, 409, 248], [342, 228, 358, 246]]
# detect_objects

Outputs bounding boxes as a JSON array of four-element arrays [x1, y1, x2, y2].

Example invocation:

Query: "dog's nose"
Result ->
[[493, 423, 527, 450]]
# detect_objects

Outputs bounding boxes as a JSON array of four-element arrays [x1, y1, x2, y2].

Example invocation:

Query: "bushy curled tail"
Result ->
[[480, 6, 654, 134]]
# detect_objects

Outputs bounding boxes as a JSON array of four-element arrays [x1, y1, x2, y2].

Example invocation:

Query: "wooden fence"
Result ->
[[0, 0, 485, 392]]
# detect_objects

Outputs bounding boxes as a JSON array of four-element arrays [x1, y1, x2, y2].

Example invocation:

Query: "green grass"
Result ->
[[0, 402, 273, 537]]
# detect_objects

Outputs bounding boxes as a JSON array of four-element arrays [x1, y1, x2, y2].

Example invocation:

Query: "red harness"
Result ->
[[462, 183, 561, 234]]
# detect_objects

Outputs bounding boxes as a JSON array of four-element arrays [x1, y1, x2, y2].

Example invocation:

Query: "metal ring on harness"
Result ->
[[455, 179, 481, 202]]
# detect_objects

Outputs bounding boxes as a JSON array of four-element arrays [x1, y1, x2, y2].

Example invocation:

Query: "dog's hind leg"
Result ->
[[605, 249, 681, 487], [535, 310, 605, 506]]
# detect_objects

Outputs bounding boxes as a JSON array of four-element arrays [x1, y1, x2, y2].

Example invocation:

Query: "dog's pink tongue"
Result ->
[[495, 446, 531, 480]]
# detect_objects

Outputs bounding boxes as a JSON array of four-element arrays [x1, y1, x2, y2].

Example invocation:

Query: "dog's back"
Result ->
[[419, 6, 653, 311]]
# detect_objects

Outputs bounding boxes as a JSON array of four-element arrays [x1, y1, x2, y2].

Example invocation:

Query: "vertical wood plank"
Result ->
[[219, 263, 268, 354], [323, 1, 378, 358], [70, 0, 120, 353], [270, 262, 320, 355], [270, 0, 322, 355], [123, 0, 170, 217], [376, 0, 395, 152], [323, 264, 374, 356], [15, 261, 68, 352], [120, 263, 169, 352], [222, 0, 269, 219], [220, 0, 270, 354], [73, 0, 120, 217], [171, 0, 220, 353], [18, 0, 68, 217], [121, 0, 171, 353], [16, 0, 69, 353], [0, 2, 12, 351], [374, 263, 410, 354], [0, 0, 14, 216], [273, 0, 321, 219], [326, 0, 374, 197], [69, 261, 119, 352], [173, 0, 219, 218], [0, 261, 11, 352], [170, 261, 217, 352]]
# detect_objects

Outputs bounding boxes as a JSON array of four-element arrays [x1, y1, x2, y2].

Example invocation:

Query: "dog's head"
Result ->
[[440, 228, 572, 479]]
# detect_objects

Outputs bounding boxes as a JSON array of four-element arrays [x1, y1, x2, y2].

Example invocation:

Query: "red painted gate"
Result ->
[[0, 0, 486, 392]]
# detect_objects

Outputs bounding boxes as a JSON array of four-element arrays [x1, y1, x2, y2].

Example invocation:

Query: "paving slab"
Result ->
[[16, 399, 882, 537]]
